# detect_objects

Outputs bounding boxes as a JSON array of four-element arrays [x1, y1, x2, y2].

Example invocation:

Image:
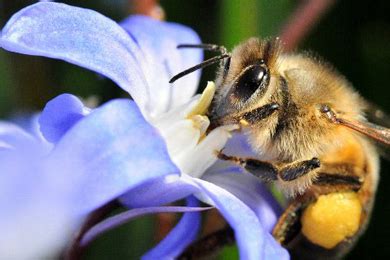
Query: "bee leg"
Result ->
[[211, 103, 279, 129], [217, 152, 279, 182], [240, 103, 279, 125], [279, 158, 321, 181], [272, 200, 307, 245], [217, 152, 321, 182], [313, 172, 363, 191], [178, 225, 235, 259]]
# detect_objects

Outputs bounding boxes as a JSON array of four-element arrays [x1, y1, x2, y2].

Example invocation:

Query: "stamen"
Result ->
[[187, 81, 216, 117]]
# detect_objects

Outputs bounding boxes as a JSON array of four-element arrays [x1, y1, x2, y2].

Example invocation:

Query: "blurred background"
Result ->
[[0, 0, 389, 259]]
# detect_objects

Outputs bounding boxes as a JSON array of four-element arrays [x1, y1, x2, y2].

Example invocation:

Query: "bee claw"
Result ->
[[309, 157, 321, 168], [215, 149, 229, 160]]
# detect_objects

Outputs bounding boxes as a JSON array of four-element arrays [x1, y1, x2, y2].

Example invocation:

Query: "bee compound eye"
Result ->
[[232, 64, 269, 102]]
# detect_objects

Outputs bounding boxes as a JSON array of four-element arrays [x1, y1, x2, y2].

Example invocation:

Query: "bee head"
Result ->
[[211, 38, 283, 120]]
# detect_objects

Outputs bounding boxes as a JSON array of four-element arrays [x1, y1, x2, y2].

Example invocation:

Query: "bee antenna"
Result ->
[[169, 53, 230, 83], [169, 43, 230, 83], [177, 44, 227, 55]]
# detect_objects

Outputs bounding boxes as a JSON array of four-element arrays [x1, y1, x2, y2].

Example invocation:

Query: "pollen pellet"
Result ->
[[301, 192, 362, 249]]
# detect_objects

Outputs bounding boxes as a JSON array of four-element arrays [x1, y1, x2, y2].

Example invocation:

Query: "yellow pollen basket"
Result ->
[[301, 191, 362, 249]]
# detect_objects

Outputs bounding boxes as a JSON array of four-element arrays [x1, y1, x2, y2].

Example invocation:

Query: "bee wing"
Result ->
[[338, 118, 390, 146], [360, 102, 390, 159], [364, 101, 390, 128]]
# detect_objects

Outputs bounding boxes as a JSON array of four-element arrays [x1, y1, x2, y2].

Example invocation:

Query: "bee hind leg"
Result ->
[[272, 200, 308, 245]]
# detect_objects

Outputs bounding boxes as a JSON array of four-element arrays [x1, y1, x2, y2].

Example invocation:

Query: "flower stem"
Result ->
[[280, 0, 336, 52], [128, 0, 165, 20]]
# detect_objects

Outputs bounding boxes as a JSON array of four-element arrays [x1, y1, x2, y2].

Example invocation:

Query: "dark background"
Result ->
[[0, 0, 389, 259]]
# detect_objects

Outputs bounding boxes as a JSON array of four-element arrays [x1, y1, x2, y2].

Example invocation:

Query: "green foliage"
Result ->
[[0, 52, 12, 116], [218, 244, 239, 260], [84, 213, 155, 259]]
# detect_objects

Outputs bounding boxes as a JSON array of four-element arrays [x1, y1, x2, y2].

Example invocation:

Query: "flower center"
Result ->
[[152, 82, 237, 178]]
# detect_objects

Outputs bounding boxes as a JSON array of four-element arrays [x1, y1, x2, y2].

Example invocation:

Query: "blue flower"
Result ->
[[0, 2, 289, 259], [0, 100, 178, 258]]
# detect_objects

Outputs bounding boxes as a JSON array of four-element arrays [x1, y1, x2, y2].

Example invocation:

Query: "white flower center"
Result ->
[[151, 82, 237, 178]]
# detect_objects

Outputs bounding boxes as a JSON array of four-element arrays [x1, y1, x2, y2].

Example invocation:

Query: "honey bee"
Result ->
[[171, 38, 390, 259]]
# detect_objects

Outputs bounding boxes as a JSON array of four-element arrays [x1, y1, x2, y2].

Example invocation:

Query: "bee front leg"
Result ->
[[239, 103, 279, 125], [217, 152, 321, 182], [211, 103, 279, 129]]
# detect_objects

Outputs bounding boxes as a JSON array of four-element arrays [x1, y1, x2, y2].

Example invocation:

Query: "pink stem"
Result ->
[[129, 0, 165, 20], [280, 0, 336, 52]]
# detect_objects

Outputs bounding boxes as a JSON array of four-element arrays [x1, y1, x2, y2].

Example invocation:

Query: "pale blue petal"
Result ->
[[142, 196, 201, 259], [47, 99, 179, 214], [121, 15, 203, 115], [0, 2, 152, 113], [207, 133, 257, 171], [203, 169, 282, 232], [0, 121, 38, 150], [192, 178, 289, 260], [119, 175, 197, 208], [39, 94, 90, 143], [204, 134, 283, 232], [0, 99, 180, 257], [123, 174, 288, 259], [10, 113, 52, 147], [80, 200, 210, 247], [0, 134, 80, 258]]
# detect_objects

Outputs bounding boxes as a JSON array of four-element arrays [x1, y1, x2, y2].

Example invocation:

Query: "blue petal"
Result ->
[[203, 169, 282, 232], [9, 113, 52, 146], [0, 121, 39, 150], [192, 178, 289, 260], [208, 133, 258, 172], [80, 199, 210, 247], [119, 175, 198, 208], [122, 174, 288, 259], [47, 99, 180, 214], [0, 2, 152, 113], [39, 94, 90, 143], [142, 196, 201, 259], [0, 132, 80, 258], [121, 16, 203, 114], [0, 99, 181, 257]]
